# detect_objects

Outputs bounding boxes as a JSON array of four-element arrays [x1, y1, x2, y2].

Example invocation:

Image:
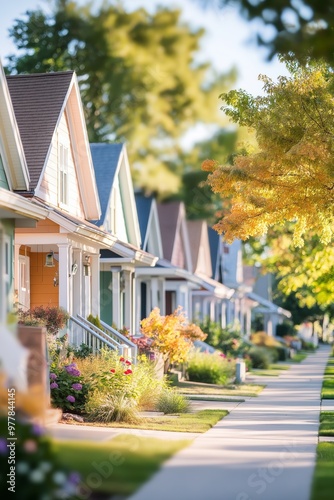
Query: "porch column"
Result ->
[[58, 243, 71, 314], [72, 249, 82, 317], [90, 253, 100, 316], [151, 277, 159, 309], [111, 269, 121, 328], [123, 270, 132, 332], [135, 277, 142, 334]]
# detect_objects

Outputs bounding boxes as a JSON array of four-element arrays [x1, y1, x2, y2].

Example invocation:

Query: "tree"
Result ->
[[203, 59, 334, 246], [7, 0, 234, 196], [140, 307, 206, 372], [262, 231, 334, 309], [196, 1, 334, 64]]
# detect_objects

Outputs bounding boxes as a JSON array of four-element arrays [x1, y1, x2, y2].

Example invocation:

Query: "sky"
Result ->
[[0, 0, 290, 97]]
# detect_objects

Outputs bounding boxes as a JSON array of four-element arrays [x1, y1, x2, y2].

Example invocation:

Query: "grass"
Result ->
[[174, 380, 265, 397], [78, 409, 228, 433], [249, 364, 290, 377], [270, 364, 290, 370], [322, 379, 334, 399], [53, 434, 191, 496], [324, 365, 334, 377], [319, 412, 334, 436], [311, 443, 334, 500], [288, 352, 308, 363]]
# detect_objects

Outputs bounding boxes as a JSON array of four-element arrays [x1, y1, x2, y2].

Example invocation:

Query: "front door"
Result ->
[[18, 255, 30, 310]]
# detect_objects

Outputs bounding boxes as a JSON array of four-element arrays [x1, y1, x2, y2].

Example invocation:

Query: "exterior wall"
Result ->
[[173, 231, 185, 269], [16, 218, 60, 235], [104, 179, 128, 242], [30, 252, 59, 309], [0, 219, 14, 321], [37, 112, 85, 219]]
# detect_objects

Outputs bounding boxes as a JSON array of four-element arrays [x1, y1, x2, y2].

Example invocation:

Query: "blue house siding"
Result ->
[[0, 155, 9, 190]]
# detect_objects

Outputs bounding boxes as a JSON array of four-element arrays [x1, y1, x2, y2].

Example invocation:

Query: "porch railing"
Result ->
[[67, 315, 137, 362]]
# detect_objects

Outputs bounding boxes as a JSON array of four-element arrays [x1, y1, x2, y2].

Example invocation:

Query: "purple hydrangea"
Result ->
[[66, 395, 75, 403], [49, 373, 57, 380], [72, 383, 82, 391], [65, 364, 81, 377], [68, 471, 81, 485], [32, 424, 45, 437], [50, 382, 59, 389]]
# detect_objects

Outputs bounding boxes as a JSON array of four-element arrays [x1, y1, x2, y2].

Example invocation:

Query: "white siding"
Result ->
[[105, 176, 128, 242], [37, 112, 85, 219]]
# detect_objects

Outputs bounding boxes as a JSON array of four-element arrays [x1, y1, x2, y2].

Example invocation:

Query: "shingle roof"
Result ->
[[157, 201, 181, 262], [6, 71, 74, 190], [208, 227, 220, 276], [135, 193, 153, 242], [90, 143, 123, 226]]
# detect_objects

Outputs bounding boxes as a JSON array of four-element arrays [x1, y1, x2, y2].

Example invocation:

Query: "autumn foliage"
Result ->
[[203, 60, 334, 247], [140, 307, 207, 367]]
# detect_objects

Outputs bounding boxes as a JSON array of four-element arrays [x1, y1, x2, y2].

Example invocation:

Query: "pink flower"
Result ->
[[66, 395, 75, 403], [219, 353, 226, 358], [110, 369, 116, 373], [125, 360, 131, 366], [119, 357, 125, 362], [124, 369, 132, 375], [23, 440, 37, 453], [50, 382, 59, 389]]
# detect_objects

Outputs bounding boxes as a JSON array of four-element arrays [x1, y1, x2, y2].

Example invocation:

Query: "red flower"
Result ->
[[124, 369, 133, 375], [110, 369, 116, 373], [125, 360, 131, 366], [119, 357, 125, 362]]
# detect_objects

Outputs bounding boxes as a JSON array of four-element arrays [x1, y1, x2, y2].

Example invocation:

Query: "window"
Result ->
[[59, 143, 69, 206]]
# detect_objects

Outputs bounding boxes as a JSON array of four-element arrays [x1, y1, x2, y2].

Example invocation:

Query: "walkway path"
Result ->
[[130, 346, 331, 500]]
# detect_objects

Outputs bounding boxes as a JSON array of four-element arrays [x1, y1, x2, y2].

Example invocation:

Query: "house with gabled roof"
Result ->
[[90, 144, 157, 333], [6, 71, 120, 329], [134, 193, 165, 326], [208, 227, 254, 335], [188, 220, 233, 325], [0, 62, 47, 323]]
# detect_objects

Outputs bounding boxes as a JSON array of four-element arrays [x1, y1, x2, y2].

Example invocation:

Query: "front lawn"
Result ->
[[322, 379, 334, 399], [319, 412, 334, 436], [174, 381, 265, 397], [76, 409, 228, 433], [288, 352, 308, 363], [311, 443, 334, 500], [53, 434, 191, 497]]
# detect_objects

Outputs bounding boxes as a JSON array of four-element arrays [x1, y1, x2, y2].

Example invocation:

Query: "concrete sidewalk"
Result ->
[[130, 346, 331, 500]]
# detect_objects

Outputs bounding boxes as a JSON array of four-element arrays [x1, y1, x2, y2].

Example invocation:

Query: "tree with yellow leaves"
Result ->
[[140, 307, 206, 373], [203, 58, 334, 247]]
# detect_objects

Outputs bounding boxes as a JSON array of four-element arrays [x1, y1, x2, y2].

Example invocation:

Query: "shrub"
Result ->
[[251, 331, 289, 362], [18, 306, 69, 335], [199, 319, 242, 355], [68, 343, 93, 359], [76, 350, 170, 420], [87, 314, 102, 330], [85, 392, 139, 423], [156, 389, 190, 414], [140, 307, 206, 373], [248, 347, 272, 369], [301, 339, 316, 351], [186, 351, 235, 385], [50, 362, 89, 414]]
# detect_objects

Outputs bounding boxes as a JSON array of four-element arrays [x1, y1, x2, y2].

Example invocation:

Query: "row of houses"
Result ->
[[0, 61, 290, 350]]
